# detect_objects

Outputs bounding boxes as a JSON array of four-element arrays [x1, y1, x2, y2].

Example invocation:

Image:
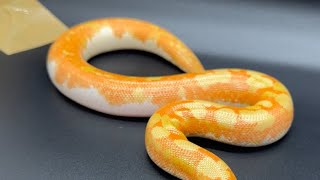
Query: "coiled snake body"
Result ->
[[47, 18, 294, 180]]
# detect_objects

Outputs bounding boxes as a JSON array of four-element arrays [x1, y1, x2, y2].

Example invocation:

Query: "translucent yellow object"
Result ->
[[0, 0, 68, 55]]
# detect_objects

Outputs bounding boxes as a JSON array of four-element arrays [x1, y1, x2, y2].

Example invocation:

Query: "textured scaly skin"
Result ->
[[47, 18, 294, 180]]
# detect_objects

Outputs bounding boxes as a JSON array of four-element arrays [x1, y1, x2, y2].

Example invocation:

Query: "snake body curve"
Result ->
[[47, 18, 294, 180]]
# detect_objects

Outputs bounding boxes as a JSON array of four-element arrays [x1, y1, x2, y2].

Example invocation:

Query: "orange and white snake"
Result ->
[[47, 18, 294, 180]]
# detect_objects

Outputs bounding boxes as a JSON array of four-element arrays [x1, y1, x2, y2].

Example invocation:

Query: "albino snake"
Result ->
[[47, 18, 294, 180]]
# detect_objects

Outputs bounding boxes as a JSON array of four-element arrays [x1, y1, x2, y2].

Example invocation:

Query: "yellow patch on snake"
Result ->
[[247, 73, 274, 91], [174, 111, 184, 118], [275, 94, 292, 111], [262, 91, 292, 111], [174, 140, 199, 151], [197, 157, 230, 180], [256, 100, 273, 108], [132, 88, 147, 103], [190, 109, 207, 120], [81, 66, 96, 73], [148, 114, 161, 127], [178, 87, 186, 99], [184, 101, 213, 109], [194, 70, 232, 89], [213, 108, 237, 129], [170, 117, 181, 126], [160, 115, 177, 128], [151, 126, 170, 139], [240, 109, 275, 131], [184, 103, 209, 119], [158, 114, 184, 133], [146, 76, 162, 81], [272, 81, 289, 93], [81, 66, 111, 78], [262, 91, 278, 99]]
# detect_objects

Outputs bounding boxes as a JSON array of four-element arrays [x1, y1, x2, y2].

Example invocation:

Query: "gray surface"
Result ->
[[0, 0, 320, 179]]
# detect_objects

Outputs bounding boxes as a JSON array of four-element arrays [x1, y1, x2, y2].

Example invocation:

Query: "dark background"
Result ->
[[1, 0, 320, 179]]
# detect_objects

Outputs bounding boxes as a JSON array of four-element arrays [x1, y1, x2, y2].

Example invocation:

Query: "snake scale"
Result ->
[[47, 18, 294, 180]]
